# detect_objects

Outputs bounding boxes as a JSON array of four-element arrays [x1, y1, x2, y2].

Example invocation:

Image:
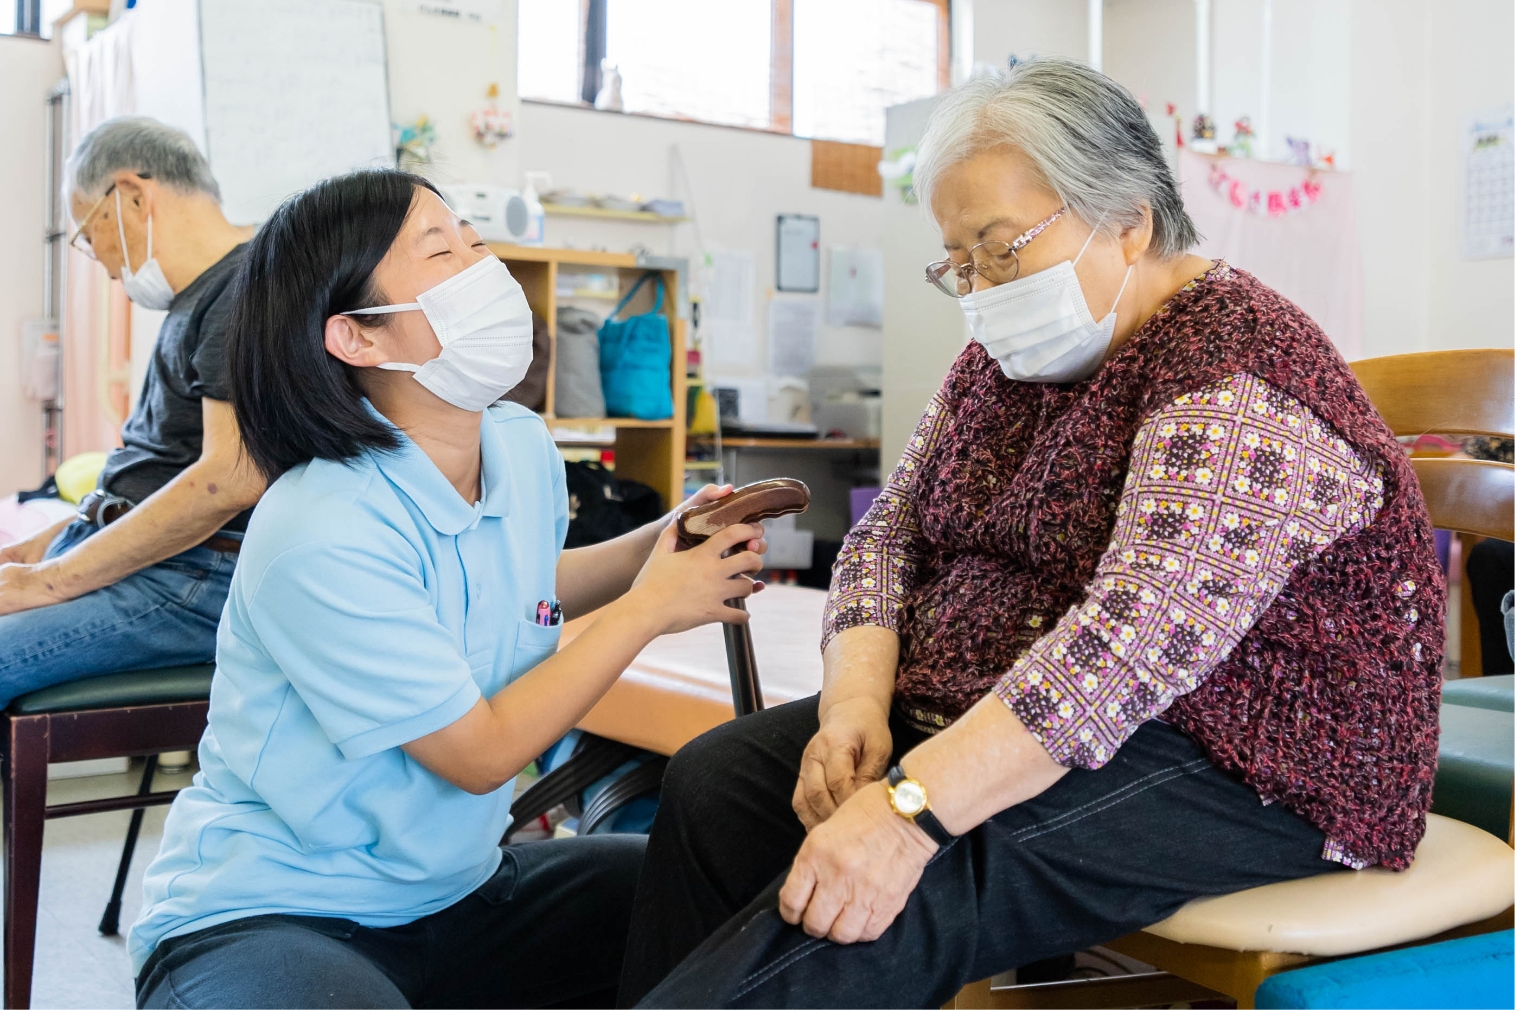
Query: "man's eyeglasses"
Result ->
[[69, 174, 152, 258], [68, 183, 117, 258], [924, 206, 1068, 298]]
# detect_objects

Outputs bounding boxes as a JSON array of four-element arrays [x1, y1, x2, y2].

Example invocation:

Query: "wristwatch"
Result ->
[[886, 765, 956, 847]]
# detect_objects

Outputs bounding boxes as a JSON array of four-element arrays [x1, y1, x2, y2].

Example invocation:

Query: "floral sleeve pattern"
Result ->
[[995, 374, 1385, 769], [821, 392, 952, 651]]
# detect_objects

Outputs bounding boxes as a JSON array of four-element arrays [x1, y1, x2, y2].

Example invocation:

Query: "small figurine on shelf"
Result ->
[[1166, 102, 1185, 148], [1229, 115, 1254, 158], [469, 83, 514, 149], [594, 60, 624, 112], [1286, 136, 1313, 167], [394, 115, 436, 170], [1191, 112, 1218, 154]]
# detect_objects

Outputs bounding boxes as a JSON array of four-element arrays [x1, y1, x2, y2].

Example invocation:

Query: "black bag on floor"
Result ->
[[564, 461, 662, 548]]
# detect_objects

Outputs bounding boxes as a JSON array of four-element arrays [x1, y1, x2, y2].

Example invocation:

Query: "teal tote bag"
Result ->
[[598, 273, 674, 421]]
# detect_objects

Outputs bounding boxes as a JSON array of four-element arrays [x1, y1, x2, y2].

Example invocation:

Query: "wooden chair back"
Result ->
[[1351, 349, 1514, 540], [1351, 349, 1514, 439]]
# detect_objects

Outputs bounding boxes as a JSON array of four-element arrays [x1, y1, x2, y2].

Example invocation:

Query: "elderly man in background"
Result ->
[[0, 117, 262, 705]]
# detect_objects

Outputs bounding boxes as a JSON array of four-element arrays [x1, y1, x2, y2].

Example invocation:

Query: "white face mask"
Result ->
[[348, 255, 534, 412], [959, 220, 1133, 384], [115, 190, 176, 311]]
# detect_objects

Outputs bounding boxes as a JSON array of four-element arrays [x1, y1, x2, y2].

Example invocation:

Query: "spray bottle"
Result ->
[[521, 171, 550, 246]]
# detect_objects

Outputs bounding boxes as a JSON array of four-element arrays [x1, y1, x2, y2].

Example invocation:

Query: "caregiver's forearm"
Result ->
[[555, 521, 662, 618], [898, 693, 1069, 836], [818, 625, 900, 723], [404, 596, 660, 793]]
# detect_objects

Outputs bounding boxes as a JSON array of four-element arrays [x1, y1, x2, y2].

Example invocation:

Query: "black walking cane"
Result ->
[[675, 479, 811, 717]]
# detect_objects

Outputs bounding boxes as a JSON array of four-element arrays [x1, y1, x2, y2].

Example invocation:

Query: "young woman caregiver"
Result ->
[[130, 169, 767, 1010]]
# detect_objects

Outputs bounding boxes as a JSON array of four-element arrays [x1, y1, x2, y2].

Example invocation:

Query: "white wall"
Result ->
[[973, 0, 1087, 66], [1349, 0, 1431, 358], [0, 36, 62, 497], [1423, 0, 1514, 351], [1105, 0, 1195, 125], [382, 0, 521, 190], [1104, 0, 1512, 358], [517, 101, 887, 385], [1210, 0, 1352, 167]]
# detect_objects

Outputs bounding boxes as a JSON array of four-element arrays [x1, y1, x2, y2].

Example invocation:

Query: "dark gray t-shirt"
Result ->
[[99, 243, 251, 531]]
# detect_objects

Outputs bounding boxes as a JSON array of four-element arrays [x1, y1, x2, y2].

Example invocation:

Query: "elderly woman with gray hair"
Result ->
[[619, 58, 1443, 1008]]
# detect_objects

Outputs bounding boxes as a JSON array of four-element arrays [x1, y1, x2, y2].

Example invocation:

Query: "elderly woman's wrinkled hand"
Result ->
[[792, 697, 894, 830], [778, 779, 937, 944]]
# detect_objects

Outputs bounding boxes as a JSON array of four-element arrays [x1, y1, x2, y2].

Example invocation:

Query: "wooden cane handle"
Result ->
[[675, 478, 811, 549]]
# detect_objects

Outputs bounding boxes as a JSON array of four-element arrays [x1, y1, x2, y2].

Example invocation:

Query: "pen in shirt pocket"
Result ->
[[535, 599, 563, 626]]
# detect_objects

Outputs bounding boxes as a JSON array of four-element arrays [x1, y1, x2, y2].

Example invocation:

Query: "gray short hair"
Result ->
[[913, 57, 1197, 259], [65, 116, 221, 202]]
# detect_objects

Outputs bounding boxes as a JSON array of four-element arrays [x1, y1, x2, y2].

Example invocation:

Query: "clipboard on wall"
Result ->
[[775, 214, 820, 292]]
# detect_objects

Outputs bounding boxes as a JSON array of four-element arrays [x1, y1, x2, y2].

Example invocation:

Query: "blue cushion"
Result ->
[[1256, 930, 1514, 1009]]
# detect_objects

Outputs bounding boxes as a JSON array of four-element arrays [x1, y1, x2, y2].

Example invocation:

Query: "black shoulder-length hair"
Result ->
[[227, 169, 440, 481]]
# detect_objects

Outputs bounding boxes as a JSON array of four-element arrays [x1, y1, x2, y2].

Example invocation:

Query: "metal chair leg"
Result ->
[[98, 755, 157, 936]]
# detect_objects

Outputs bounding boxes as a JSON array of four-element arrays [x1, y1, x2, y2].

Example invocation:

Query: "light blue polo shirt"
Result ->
[[129, 401, 568, 973]]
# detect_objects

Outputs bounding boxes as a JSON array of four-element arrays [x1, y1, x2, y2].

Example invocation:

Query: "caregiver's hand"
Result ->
[[670, 482, 735, 522], [630, 522, 766, 636], [793, 696, 893, 831], [778, 779, 936, 944]]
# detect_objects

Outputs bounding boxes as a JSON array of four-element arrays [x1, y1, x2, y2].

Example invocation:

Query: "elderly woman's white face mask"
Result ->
[[958, 211, 1133, 385]]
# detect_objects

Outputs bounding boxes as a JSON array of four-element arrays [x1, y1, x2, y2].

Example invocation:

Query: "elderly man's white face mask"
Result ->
[[959, 217, 1132, 384]]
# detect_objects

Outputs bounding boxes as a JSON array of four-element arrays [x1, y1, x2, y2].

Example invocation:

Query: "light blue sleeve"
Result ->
[[551, 444, 569, 552], [245, 534, 482, 760]]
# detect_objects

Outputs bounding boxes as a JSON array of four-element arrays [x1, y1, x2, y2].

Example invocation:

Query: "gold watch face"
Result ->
[[892, 778, 928, 817]]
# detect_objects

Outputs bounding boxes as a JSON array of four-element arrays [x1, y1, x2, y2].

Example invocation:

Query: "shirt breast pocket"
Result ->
[[511, 619, 562, 680]]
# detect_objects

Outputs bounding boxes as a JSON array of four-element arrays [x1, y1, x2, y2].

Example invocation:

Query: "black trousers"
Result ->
[[1466, 538, 1514, 675], [137, 835, 645, 1009], [621, 697, 1339, 1008]]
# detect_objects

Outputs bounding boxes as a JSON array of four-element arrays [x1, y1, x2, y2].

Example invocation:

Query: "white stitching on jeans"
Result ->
[[733, 936, 830, 1001], [1009, 758, 1212, 844]]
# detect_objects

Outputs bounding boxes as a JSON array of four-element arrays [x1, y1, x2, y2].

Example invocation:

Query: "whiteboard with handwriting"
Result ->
[[198, 0, 393, 224]]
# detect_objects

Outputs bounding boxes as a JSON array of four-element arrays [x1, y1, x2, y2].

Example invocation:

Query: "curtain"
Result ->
[[1178, 151, 1363, 360], [60, 16, 137, 458]]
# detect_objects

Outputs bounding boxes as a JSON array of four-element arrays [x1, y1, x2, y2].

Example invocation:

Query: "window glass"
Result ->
[[39, 0, 72, 37], [518, 0, 584, 104], [793, 0, 940, 146], [606, 0, 772, 130]]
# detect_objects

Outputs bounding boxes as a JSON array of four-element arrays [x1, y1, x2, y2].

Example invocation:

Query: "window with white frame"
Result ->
[[517, 0, 949, 145]]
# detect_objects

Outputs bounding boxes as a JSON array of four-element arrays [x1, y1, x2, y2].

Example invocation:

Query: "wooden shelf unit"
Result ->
[[489, 243, 688, 509], [697, 436, 880, 450], [541, 203, 689, 224]]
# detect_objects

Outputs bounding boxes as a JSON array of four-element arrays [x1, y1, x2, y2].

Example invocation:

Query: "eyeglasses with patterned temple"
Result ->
[[924, 206, 1068, 298]]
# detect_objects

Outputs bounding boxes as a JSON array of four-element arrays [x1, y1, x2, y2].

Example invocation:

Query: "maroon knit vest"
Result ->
[[898, 265, 1444, 869]]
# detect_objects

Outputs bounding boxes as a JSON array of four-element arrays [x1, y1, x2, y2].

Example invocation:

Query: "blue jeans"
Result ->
[[0, 520, 235, 708]]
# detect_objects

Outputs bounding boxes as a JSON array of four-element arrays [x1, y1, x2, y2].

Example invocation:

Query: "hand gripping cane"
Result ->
[[675, 479, 811, 717]]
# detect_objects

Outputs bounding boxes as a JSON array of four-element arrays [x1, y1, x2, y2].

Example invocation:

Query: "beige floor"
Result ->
[[10, 761, 197, 1009]]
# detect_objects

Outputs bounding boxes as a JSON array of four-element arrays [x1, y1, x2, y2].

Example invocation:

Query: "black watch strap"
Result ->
[[886, 765, 956, 847]]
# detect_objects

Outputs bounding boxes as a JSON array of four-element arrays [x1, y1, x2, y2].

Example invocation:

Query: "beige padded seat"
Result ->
[[1145, 814, 1515, 956]]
